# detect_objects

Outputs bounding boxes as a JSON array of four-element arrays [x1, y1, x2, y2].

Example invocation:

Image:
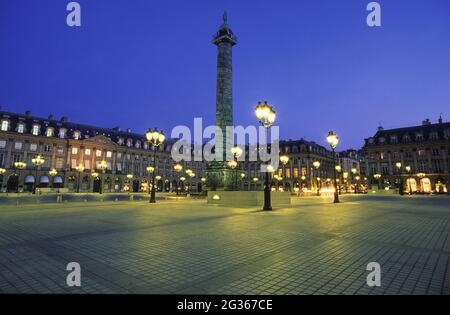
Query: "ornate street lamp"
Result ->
[[313, 160, 321, 196], [146, 166, 154, 195], [279, 155, 289, 192], [180, 176, 186, 192], [230, 146, 243, 191], [395, 162, 404, 195], [125, 173, 133, 194], [75, 164, 85, 193], [335, 165, 342, 195], [373, 173, 382, 190], [255, 101, 276, 210], [145, 128, 166, 203], [0, 168, 5, 193], [174, 163, 183, 194], [326, 131, 340, 203], [98, 160, 108, 194], [405, 166, 412, 194], [31, 155, 45, 194]]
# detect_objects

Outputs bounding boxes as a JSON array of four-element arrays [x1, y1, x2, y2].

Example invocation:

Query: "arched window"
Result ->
[[31, 124, 40, 136]]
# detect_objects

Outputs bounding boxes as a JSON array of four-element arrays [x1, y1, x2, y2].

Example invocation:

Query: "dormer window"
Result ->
[[73, 130, 81, 140], [31, 124, 40, 136], [135, 141, 141, 149], [390, 135, 397, 144], [46, 127, 54, 137], [126, 139, 132, 147], [59, 128, 66, 139], [144, 142, 149, 150], [1, 120, 9, 131], [368, 138, 374, 144], [379, 137, 385, 144], [118, 137, 124, 145], [17, 123, 25, 133]]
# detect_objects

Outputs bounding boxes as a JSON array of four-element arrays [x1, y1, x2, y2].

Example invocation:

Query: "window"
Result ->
[[417, 149, 426, 157], [415, 133, 423, 141], [84, 160, 91, 170], [1, 120, 9, 131], [379, 137, 386, 144], [85, 149, 91, 156], [31, 125, 40, 135], [74, 131, 81, 140], [390, 135, 397, 144], [444, 129, 450, 140], [59, 128, 66, 139], [118, 138, 124, 145], [46, 128, 54, 137], [432, 148, 440, 156], [44, 145, 51, 152], [55, 158, 64, 169], [126, 139, 132, 147], [30, 143, 37, 151], [0, 140, 6, 148], [135, 141, 141, 149], [403, 135, 410, 142], [56, 146, 64, 155], [71, 147, 78, 155], [106, 151, 112, 158], [71, 159, 77, 169], [117, 152, 122, 159], [96, 150, 102, 157], [293, 167, 299, 178], [14, 142, 22, 150], [17, 124, 25, 133], [429, 132, 438, 141]]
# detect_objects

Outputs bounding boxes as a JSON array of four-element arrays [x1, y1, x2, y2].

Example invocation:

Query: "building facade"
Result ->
[[363, 117, 450, 193], [0, 110, 205, 193]]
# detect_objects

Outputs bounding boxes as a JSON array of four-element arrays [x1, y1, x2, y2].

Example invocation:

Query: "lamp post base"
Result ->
[[333, 193, 340, 203]]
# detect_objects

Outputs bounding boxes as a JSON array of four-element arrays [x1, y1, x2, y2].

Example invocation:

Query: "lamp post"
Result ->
[[395, 162, 404, 195], [374, 173, 382, 190], [405, 166, 412, 195], [230, 146, 243, 191], [326, 131, 340, 203], [180, 176, 186, 193], [280, 155, 289, 192], [49, 168, 58, 188], [227, 160, 238, 191], [335, 165, 342, 195], [174, 163, 183, 194], [126, 173, 133, 194], [31, 155, 45, 194], [313, 161, 321, 196], [146, 166, 154, 196], [145, 128, 166, 203], [351, 167, 357, 193], [98, 160, 108, 194], [255, 101, 276, 211], [75, 164, 85, 193]]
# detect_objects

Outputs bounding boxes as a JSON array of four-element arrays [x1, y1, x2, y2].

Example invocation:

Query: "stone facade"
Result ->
[[363, 117, 450, 193]]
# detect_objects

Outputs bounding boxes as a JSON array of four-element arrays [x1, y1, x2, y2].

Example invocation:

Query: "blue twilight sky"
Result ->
[[1, 0, 450, 150]]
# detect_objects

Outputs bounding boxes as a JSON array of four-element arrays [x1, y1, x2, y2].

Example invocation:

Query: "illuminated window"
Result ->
[[285, 168, 291, 178], [74, 131, 81, 140], [59, 129, 66, 139], [96, 150, 102, 157], [30, 143, 37, 151], [106, 151, 112, 158], [31, 125, 40, 135], [1, 120, 9, 131], [17, 124, 25, 133], [293, 167, 299, 178], [14, 142, 22, 150], [71, 147, 78, 155], [85, 149, 91, 156], [46, 127, 54, 137]]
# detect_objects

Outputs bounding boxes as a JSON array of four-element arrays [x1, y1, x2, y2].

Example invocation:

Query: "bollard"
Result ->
[[129, 195, 134, 201]]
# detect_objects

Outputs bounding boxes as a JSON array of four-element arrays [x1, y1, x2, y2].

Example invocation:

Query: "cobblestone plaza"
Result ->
[[0, 195, 449, 295]]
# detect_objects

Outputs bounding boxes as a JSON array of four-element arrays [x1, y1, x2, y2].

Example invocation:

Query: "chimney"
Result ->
[[377, 126, 384, 132], [422, 118, 431, 125], [48, 114, 54, 120], [438, 114, 443, 124], [126, 128, 132, 133], [112, 126, 121, 132], [25, 110, 31, 117], [60, 116, 68, 122]]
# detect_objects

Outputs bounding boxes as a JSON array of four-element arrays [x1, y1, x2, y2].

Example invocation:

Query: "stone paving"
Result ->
[[0, 194, 449, 294]]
